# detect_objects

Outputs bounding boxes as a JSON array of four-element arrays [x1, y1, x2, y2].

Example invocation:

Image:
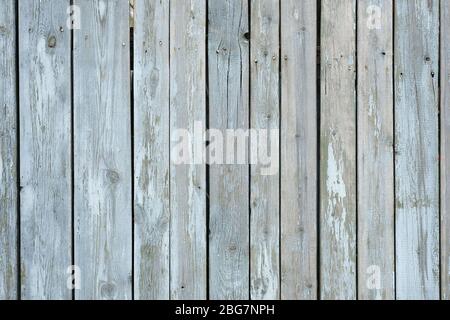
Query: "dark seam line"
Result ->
[[167, 1, 172, 300], [130, 7, 135, 301], [278, 0, 282, 301], [393, 1, 397, 300], [168, 0, 172, 300], [16, 0, 21, 301], [70, 0, 75, 302], [205, 0, 210, 301], [248, 0, 252, 301], [355, 0, 359, 301], [438, 0, 442, 301], [316, 0, 322, 301]]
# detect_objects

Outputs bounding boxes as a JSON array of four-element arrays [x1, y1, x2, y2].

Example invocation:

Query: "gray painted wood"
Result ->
[[357, 0, 395, 300], [74, 0, 132, 300], [280, 0, 317, 300], [133, 0, 170, 300], [19, 0, 72, 300], [0, 0, 17, 300], [250, 0, 280, 300], [208, 0, 249, 300], [394, 0, 440, 300], [320, 0, 356, 300], [169, 0, 207, 300], [442, 0, 450, 301], [1, 0, 449, 301]]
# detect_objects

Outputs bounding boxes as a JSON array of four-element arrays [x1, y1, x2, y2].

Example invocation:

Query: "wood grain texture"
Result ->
[[208, 0, 250, 300], [442, 0, 450, 301], [1, 0, 449, 301], [280, 0, 317, 300], [394, 0, 440, 300], [19, 0, 72, 300], [169, 0, 207, 300], [320, 0, 356, 300], [133, 0, 170, 300], [74, 0, 132, 300], [357, 0, 395, 300], [250, 0, 280, 300], [0, 0, 17, 300]]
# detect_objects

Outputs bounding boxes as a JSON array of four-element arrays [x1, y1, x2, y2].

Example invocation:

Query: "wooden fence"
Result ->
[[0, 0, 449, 300]]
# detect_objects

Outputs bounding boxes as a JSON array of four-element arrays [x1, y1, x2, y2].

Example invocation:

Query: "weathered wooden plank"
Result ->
[[19, 0, 72, 300], [357, 0, 395, 300], [320, 0, 356, 300], [250, 0, 280, 300], [208, 0, 249, 300], [169, 0, 207, 300], [133, 0, 170, 300], [74, 0, 132, 300], [394, 0, 439, 300], [280, 0, 317, 300], [0, 0, 17, 300], [442, 0, 450, 301]]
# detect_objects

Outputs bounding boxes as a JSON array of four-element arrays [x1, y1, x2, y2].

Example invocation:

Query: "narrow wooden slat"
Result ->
[[394, 0, 439, 300], [320, 0, 356, 300], [442, 0, 450, 301], [250, 0, 280, 300], [133, 0, 170, 300], [280, 0, 317, 300], [357, 0, 395, 300], [0, 0, 17, 300], [74, 0, 132, 300], [169, 0, 207, 300], [208, 0, 250, 300], [19, 0, 72, 300]]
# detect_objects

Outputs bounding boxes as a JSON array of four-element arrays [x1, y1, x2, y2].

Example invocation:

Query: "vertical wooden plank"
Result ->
[[320, 0, 356, 300], [133, 0, 170, 300], [280, 0, 317, 300], [169, 0, 207, 300], [0, 0, 17, 300], [19, 0, 72, 299], [442, 0, 450, 301], [250, 0, 280, 300], [357, 0, 395, 300], [74, 0, 132, 300], [208, 0, 249, 300], [394, 0, 440, 300]]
